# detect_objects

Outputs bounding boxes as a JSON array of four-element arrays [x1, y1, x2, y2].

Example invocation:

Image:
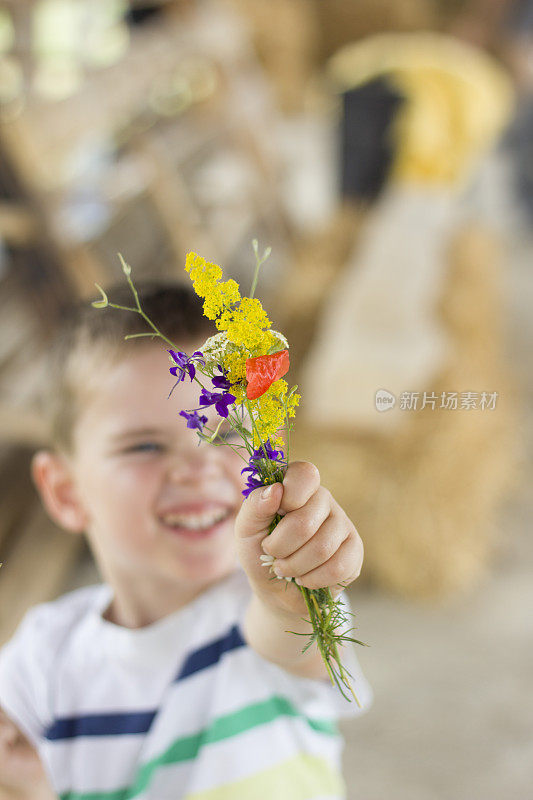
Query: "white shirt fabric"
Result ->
[[0, 569, 373, 800]]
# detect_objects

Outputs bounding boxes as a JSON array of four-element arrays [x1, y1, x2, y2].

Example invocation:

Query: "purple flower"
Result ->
[[250, 441, 284, 463], [241, 468, 267, 498], [168, 349, 205, 383], [179, 410, 208, 431], [240, 439, 285, 498], [199, 387, 236, 418], [211, 364, 232, 391]]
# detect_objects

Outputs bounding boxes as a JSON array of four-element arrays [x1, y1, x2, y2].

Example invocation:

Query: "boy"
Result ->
[[0, 280, 373, 799]]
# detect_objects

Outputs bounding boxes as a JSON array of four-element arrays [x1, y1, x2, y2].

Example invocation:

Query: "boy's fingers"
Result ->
[[267, 515, 350, 577], [261, 485, 332, 559], [234, 482, 283, 540], [279, 461, 321, 513], [292, 535, 363, 591]]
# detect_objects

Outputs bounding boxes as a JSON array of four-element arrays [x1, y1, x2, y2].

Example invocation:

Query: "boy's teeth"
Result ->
[[161, 508, 229, 530]]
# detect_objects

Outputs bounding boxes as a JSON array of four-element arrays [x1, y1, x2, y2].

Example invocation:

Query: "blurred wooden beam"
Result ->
[[0, 406, 49, 448], [0, 202, 37, 246], [0, 447, 34, 556]]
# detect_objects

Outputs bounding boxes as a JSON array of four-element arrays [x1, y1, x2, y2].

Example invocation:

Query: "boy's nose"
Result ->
[[166, 442, 220, 482]]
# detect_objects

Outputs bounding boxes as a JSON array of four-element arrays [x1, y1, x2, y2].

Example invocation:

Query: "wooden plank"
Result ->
[[0, 202, 37, 246], [0, 406, 48, 448], [0, 16, 195, 190], [133, 134, 214, 266], [0, 289, 40, 366], [0, 447, 34, 555]]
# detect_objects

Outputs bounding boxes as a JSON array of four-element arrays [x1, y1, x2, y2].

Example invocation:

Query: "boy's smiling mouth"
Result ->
[[158, 504, 234, 538]]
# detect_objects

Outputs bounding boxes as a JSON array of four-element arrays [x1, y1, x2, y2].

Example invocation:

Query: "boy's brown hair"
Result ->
[[41, 280, 216, 455]]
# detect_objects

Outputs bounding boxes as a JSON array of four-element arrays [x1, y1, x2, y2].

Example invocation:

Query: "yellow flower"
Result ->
[[222, 350, 248, 386], [216, 297, 271, 351], [254, 330, 280, 356], [287, 389, 300, 418], [269, 435, 286, 450], [219, 279, 241, 308], [185, 252, 241, 320], [185, 251, 279, 354], [249, 378, 298, 448], [185, 250, 300, 443], [185, 252, 221, 293]]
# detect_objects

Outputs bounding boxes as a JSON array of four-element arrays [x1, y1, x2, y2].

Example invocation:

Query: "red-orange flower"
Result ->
[[245, 350, 289, 400]]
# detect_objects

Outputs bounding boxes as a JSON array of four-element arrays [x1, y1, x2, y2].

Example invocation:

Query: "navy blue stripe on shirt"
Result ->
[[45, 710, 156, 740], [44, 624, 247, 741], [175, 624, 246, 681]]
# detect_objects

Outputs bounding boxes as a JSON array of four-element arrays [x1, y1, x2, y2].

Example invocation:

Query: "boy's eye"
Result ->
[[127, 442, 164, 453]]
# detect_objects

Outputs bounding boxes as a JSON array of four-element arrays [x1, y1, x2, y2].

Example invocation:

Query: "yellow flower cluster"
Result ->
[[186, 251, 273, 355], [185, 252, 241, 320], [216, 297, 272, 351], [185, 249, 299, 448], [223, 350, 247, 384], [249, 379, 300, 448], [221, 350, 248, 404]]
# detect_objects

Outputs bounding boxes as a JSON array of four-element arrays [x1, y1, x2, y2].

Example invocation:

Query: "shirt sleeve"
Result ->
[[0, 604, 56, 748]]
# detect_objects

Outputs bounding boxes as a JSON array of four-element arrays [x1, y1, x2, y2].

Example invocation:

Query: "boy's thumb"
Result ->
[[235, 483, 283, 540]]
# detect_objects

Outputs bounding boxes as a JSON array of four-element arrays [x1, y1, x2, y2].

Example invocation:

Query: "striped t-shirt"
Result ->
[[0, 569, 373, 800]]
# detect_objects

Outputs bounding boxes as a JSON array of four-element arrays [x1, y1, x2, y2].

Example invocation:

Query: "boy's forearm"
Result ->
[[242, 593, 329, 681]]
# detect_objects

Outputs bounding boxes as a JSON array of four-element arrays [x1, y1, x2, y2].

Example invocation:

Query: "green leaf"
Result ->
[[91, 284, 108, 308]]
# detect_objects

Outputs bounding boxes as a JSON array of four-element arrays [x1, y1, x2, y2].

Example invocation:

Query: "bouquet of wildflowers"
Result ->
[[92, 243, 367, 702]]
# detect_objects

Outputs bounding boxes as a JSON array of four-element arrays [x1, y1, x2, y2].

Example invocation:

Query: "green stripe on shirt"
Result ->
[[59, 695, 338, 800]]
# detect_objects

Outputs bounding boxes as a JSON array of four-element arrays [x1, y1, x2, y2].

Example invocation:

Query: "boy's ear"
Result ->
[[31, 450, 88, 534]]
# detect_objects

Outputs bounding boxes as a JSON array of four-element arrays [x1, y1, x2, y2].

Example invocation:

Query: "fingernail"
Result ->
[[273, 564, 284, 578], [261, 485, 273, 500], [295, 578, 303, 586]]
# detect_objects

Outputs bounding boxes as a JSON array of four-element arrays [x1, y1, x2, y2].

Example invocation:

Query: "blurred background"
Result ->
[[0, 1, 531, 797]]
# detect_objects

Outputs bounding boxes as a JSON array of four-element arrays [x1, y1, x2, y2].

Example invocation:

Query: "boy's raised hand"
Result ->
[[234, 461, 364, 618]]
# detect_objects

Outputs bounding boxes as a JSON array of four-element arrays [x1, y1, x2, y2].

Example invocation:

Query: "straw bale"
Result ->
[[289, 223, 520, 602]]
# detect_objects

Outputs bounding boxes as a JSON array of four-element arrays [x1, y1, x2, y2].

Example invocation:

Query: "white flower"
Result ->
[[259, 553, 292, 581], [200, 330, 289, 371]]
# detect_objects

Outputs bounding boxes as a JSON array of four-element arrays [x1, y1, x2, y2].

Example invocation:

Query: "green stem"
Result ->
[[111, 298, 175, 349], [249, 242, 271, 299], [200, 423, 249, 464], [124, 332, 160, 340], [228, 407, 253, 453], [298, 587, 337, 687], [282, 392, 291, 464], [249, 266, 261, 300]]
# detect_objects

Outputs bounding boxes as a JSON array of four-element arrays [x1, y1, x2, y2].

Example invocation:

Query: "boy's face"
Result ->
[[64, 343, 245, 610]]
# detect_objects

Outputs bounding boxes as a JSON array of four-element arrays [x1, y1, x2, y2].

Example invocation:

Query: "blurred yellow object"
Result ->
[[0, 7, 15, 55], [329, 33, 514, 186], [0, 56, 23, 104]]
